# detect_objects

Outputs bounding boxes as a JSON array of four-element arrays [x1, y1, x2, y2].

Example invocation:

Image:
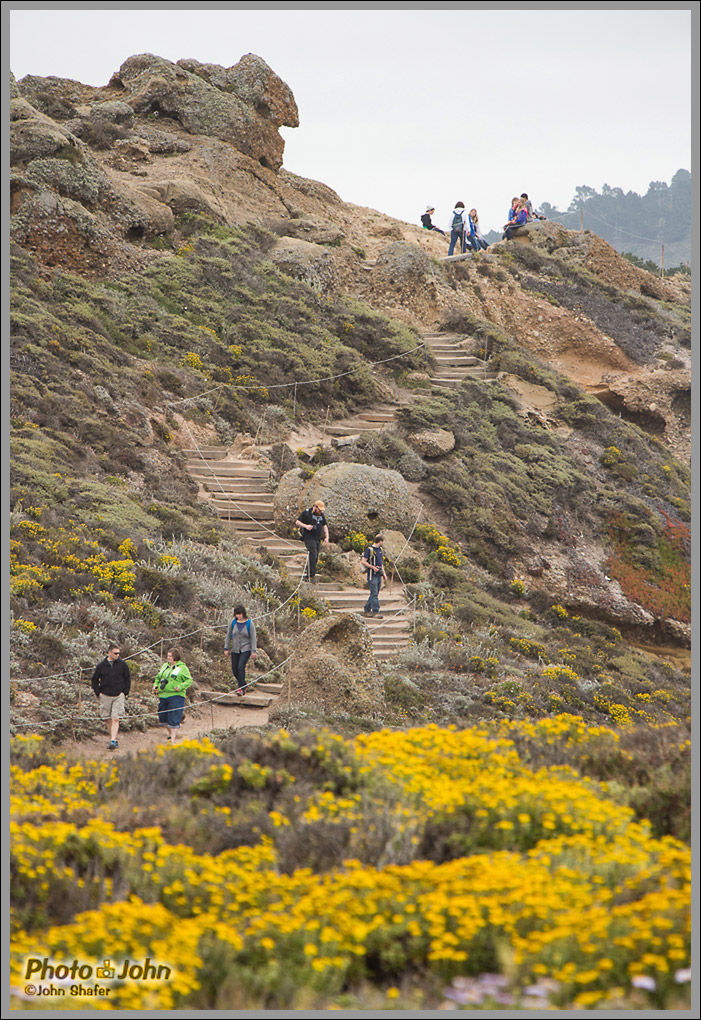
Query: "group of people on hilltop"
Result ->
[[422, 204, 488, 256], [421, 192, 545, 254], [89, 500, 391, 751]]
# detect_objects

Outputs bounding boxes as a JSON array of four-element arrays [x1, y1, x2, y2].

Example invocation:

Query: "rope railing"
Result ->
[[11, 555, 310, 687], [166, 340, 427, 408], [13, 653, 294, 733]]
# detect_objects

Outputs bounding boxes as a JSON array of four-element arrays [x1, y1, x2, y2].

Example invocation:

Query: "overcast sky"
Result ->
[[8, 6, 694, 235]]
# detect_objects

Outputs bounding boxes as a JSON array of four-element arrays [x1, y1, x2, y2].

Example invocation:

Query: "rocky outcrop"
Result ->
[[109, 53, 291, 170], [273, 462, 421, 540], [407, 428, 455, 458], [178, 53, 299, 128], [270, 237, 338, 292], [287, 613, 382, 716]]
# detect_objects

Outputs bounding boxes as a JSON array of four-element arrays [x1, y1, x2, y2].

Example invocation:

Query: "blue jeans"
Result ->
[[448, 229, 465, 256], [158, 695, 186, 729], [230, 650, 251, 692], [364, 575, 382, 614]]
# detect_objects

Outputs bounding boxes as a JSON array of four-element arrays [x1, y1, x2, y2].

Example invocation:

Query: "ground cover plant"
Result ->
[[10, 726, 691, 1011]]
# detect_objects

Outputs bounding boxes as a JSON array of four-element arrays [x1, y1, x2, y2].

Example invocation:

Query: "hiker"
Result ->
[[361, 534, 388, 619], [153, 647, 193, 742], [467, 209, 489, 251], [421, 206, 446, 235], [447, 201, 468, 255], [503, 199, 528, 240], [520, 193, 547, 221], [90, 642, 130, 750], [224, 605, 258, 696], [506, 196, 521, 223], [295, 499, 330, 583]]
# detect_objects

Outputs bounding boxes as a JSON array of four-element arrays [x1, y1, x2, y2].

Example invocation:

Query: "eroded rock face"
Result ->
[[178, 53, 299, 128], [287, 613, 382, 716], [273, 462, 420, 540], [110, 53, 290, 170]]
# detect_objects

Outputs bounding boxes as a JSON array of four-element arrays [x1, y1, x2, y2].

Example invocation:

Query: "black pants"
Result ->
[[230, 650, 251, 692], [304, 536, 321, 578]]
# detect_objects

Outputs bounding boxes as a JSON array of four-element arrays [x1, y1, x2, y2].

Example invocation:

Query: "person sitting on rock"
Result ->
[[520, 192, 546, 221], [502, 199, 528, 240], [421, 206, 446, 236], [506, 197, 521, 223], [467, 209, 489, 251]]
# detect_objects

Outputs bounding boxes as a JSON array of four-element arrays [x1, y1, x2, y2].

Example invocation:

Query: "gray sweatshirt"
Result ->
[[225, 618, 257, 654]]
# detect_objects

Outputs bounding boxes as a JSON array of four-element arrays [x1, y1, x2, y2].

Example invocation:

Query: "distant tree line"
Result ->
[[539, 169, 691, 270]]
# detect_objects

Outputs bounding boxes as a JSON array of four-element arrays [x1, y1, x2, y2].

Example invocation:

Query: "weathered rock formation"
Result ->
[[273, 463, 421, 540], [287, 613, 382, 716]]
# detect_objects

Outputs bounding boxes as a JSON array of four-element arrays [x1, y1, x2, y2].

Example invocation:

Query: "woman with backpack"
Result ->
[[224, 605, 257, 696], [448, 202, 468, 255], [153, 647, 194, 742]]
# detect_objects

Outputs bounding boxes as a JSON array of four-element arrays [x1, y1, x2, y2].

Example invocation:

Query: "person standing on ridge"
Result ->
[[90, 642, 130, 750], [448, 202, 468, 255], [295, 499, 329, 583], [153, 647, 193, 742], [361, 534, 388, 619], [224, 605, 258, 696], [421, 206, 446, 235]]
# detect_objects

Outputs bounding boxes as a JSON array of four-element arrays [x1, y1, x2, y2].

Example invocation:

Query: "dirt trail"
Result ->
[[58, 698, 274, 761]]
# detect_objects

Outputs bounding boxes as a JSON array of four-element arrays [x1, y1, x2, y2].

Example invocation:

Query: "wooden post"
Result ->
[[660, 244, 665, 277], [322, 405, 330, 439], [580, 208, 583, 233], [160, 637, 164, 661], [293, 382, 298, 420]]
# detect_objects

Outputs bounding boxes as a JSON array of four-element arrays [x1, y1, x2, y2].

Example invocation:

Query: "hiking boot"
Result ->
[[371, 613, 385, 619], [362, 610, 373, 617], [107, 740, 119, 750]]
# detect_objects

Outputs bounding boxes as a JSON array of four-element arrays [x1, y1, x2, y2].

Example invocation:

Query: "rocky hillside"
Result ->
[[10, 53, 691, 739]]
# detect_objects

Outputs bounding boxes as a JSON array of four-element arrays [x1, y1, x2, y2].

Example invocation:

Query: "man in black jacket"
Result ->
[[90, 643, 130, 749], [294, 499, 330, 583]]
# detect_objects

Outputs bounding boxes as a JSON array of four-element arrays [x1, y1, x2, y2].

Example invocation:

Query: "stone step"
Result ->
[[255, 682, 284, 694], [314, 582, 345, 591]]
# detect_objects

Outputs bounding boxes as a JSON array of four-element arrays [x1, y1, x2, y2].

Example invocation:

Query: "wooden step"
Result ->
[[198, 690, 273, 708]]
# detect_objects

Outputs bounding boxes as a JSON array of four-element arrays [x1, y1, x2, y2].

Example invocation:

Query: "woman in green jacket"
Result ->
[[153, 647, 193, 742]]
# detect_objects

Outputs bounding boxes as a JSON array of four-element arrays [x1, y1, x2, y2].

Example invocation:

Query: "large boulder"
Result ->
[[270, 237, 337, 292], [178, 53, 299, 128], [407, 428, 455, 458], [110, 53, 291, 170], [273, 462, 421, 540], [287, 613, 382, 716]]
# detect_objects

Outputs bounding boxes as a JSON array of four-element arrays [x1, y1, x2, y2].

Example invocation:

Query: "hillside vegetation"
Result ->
[[9, 52, 691, 1012]]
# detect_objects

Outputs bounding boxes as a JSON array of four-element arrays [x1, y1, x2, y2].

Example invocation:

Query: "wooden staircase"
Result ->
[[423, 331, 498, 387], [315, 581, 413, 659]]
